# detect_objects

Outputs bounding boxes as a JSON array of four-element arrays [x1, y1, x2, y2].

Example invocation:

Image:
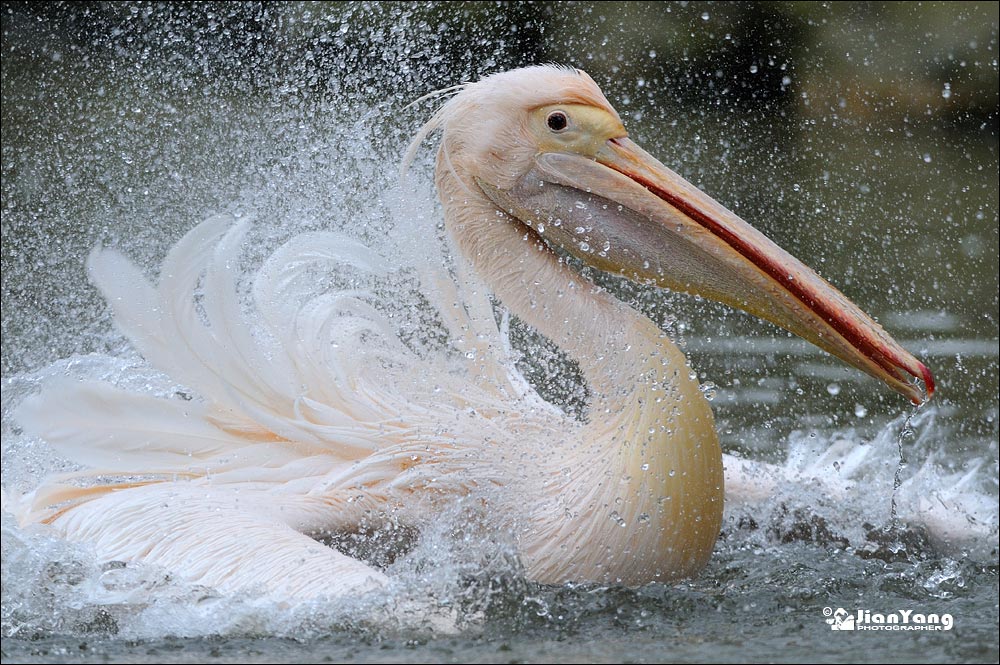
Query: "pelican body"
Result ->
[[13, 66, 932, 599]]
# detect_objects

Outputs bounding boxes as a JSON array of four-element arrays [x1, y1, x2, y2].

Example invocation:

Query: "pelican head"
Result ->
[[411, 66, 933, 404]]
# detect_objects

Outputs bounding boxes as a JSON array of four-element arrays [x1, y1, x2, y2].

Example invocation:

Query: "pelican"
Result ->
[[12, 66, 936, 601]]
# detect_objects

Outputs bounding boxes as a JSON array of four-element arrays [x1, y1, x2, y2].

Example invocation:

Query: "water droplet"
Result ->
[[701, 11, 710, 20], [579, 241, 590, 252], [637, 513, 651, 524], [826, 382, 841, 396], [698, 381, 717, 401], [854, 403, 868, 418], [524, 596, 550, 617], [923, 153, 932, 163], [749, 64, 758, 74], [941, 82, 952, 99], [640, 463, 649, 471]]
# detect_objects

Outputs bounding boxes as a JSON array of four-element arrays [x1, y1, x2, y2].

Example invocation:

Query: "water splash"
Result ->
[[888, 403, 921, 524], [724, 405, 997, 563], [2, 3, 997, 657]]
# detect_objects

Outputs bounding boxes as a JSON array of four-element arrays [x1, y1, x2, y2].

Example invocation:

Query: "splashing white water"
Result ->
[[723, 406, 998, 560], [1, 8, 996, 635], [2, 194, 996, 640]]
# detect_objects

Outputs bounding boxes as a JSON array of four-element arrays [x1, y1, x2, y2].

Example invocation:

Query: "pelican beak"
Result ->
[[478, 137, 933, 404]]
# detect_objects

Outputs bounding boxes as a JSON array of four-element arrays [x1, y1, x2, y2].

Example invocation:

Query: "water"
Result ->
[[2, 3, 997, 663]]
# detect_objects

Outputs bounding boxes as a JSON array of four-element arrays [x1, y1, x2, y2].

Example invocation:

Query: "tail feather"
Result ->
[[15, 380, 248, 471], [252, 230, 387, 348], [145, 214, 242, 405], [86, 246, 167, 366], [16, 213, 527, 525], [17, 479, 166, 525], [48, 483, 390, 600], [200, 220, 299, 408]]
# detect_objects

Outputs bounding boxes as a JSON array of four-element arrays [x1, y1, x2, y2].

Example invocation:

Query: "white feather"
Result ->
[[52, 483, 388, 600], [16, 380, 245, 471]]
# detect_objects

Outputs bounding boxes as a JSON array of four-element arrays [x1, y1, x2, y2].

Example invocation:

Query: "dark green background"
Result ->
[[2, 2, 997, 662]]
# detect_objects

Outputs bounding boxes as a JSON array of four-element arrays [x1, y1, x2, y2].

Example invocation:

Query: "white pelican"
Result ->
[[12, 66, 936, 601]]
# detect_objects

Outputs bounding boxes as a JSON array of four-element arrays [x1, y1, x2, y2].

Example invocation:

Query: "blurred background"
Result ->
[[3, 0, 996, 456], [1, 3, 997, 662]]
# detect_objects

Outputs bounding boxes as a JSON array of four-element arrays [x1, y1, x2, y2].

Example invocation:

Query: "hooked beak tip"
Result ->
[[915, 360, 936, 404]]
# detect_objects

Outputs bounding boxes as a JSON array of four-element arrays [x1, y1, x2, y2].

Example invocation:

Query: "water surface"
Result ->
[[2, 3, 997, 663]]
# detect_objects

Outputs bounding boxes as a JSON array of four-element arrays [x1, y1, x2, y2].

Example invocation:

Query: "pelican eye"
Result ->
[[546, 111, 568, 132]]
